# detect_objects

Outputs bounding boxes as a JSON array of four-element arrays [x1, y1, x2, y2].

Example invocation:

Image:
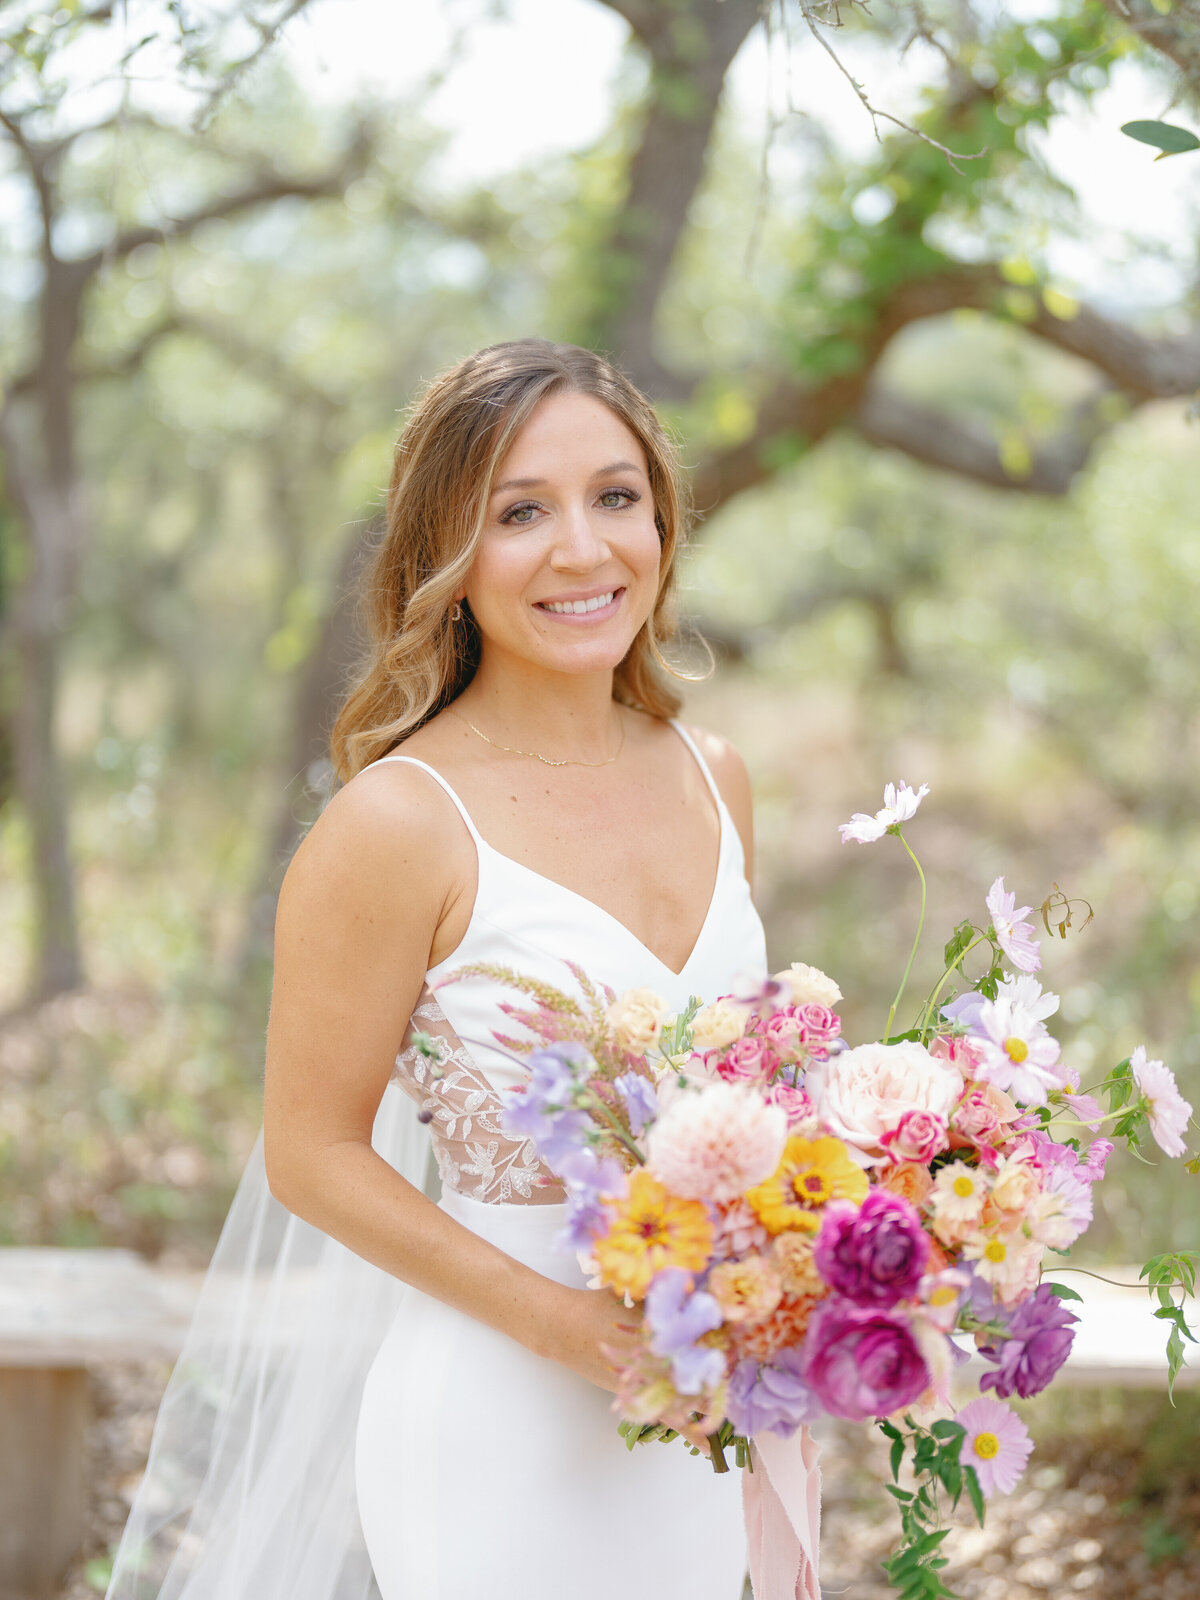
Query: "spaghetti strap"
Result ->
[[367, 754, 485, 846], [668, 719, 724, 810]]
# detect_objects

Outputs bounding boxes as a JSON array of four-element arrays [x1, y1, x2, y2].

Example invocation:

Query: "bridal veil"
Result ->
[[104, 1080, 429, 1600]]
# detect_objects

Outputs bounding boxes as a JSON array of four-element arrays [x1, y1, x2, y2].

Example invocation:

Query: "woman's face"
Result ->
[[461, 390, 663, 681]]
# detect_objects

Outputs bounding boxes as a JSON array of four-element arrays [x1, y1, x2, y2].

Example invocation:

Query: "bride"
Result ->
[[106, 339, 816, 1600]]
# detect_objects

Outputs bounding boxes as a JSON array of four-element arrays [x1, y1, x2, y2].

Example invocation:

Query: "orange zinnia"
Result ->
[[746, 1134, 869, 1234], [593, 1170, 714, 1299]]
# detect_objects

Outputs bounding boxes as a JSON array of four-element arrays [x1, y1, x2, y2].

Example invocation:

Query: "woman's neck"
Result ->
[[454, 655, 623, 761]]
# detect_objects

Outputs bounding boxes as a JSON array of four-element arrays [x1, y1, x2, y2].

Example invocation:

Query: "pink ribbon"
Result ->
[[742, 1426, 822, 1600]]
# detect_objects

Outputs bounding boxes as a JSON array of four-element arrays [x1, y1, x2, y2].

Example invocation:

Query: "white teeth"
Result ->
[[541, 591, 615, 615]]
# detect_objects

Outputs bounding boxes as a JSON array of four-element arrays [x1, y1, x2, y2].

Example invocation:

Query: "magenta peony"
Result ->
[[646, 1082, 788, 1203], [802, 1297, 930, 1420], [815, 1190, 930, 1308]]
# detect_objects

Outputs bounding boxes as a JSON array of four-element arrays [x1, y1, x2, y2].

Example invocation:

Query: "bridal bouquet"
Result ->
[[448, 782, 1197, 1598]]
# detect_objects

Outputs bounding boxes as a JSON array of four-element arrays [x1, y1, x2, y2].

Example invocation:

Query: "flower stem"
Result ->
[[916, 934, 988, 1039], [585, 1091, 646, 1164], [884, 831, 927, 1045]]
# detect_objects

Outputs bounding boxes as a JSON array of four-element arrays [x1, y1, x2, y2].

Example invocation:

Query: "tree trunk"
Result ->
[[7, 484, 84, 998]]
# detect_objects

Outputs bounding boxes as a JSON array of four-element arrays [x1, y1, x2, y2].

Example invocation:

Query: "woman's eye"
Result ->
[[500, 502, 540, 526], [598, 489, 637, 509]]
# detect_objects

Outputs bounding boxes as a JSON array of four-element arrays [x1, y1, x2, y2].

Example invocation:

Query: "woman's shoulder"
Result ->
[[670, 719, 755, 870], [676, 722, 750, 797], [283, 751, 473, 911]]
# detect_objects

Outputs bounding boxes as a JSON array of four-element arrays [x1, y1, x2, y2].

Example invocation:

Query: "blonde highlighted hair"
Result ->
[[331, 339, 696, 780]]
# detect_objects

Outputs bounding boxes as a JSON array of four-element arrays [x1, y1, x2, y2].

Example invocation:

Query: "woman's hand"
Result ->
[[539, 1284, 643, 1394], [538, 1286, 712, 1455]]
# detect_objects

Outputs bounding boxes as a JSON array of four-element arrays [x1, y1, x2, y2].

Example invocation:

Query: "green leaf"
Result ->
[[964, 1464, 986, 1526], [1045, 1281, 1085, 1302], [1120, 119, 1200, 157], [891, 1434, 906, 1482], [930, 1419, 965, 1441]]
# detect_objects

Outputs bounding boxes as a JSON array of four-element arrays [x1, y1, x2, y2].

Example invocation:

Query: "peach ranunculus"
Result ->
[[989, 1156, 1041, 1215], [607, 988, 669, 1055], [708, 1256, 784, 1323], [876, 1161, 935, 1208], [811, 1040, 962, 1166], [689, 997, 751, 1053]]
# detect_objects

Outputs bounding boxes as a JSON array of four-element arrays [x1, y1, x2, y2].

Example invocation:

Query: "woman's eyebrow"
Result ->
[[491, 460, 645, 496]]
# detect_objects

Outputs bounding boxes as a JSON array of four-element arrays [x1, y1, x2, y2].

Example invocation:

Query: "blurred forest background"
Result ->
[[4, 3, 1200, 1594], [2, 0, 1198, 1270]]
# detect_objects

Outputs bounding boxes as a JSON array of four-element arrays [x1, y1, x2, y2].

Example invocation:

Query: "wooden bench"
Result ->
[[0, 1250, 1192, 1596], [0, 1250, 199, 1598]]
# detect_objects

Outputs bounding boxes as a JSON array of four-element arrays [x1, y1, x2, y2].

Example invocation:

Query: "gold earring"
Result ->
[[450, 600, 463, 623]]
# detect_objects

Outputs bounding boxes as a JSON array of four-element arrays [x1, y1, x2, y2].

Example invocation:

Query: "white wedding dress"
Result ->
[[355, 723, 768, 1599], [104, 722, 779, 1600]]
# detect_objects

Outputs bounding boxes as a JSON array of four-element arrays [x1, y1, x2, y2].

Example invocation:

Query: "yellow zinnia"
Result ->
[[593, 1170, 713, 1299], [746, 1135, 869, 1234]]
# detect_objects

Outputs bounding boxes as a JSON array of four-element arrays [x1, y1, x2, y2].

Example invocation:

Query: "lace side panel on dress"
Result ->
[[392, 986, 564, 1204]]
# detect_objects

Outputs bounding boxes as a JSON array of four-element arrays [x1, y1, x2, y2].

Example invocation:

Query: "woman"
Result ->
[[106, 340, 794, 1600]]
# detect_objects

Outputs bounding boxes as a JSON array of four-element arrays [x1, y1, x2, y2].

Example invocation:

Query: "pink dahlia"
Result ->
[[1130, 1046, 1193, 1159], [711, 1197, 770, 1258], [646, 1082, 788, 1203], [954, 1396, 1033, 1496]]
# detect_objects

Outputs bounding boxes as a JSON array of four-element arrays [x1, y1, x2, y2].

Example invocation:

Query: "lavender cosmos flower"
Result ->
[[979, 1282, 1078, 1399], [986, 877, 1041, 974], [645, 1269, 725, 1395], [615, 1072, 659, 1136], [801, 1297, 930, 1421], [839, 781, 930, 845], [815, 1191, 930, 1309], [726, 1349, 821, 1438]]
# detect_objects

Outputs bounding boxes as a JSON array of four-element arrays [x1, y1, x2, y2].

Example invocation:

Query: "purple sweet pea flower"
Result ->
[[815, 1190, 930, 1309], [726, 1349, 821, 1438], [645, 1269, 725, 1395], [555, 1147, 626, 1251], [503, 1044, 596, 1167], [979, 1282, 1078, 1399], [615, 1072, 659, 1135], [801, 1297, 930, 1421]]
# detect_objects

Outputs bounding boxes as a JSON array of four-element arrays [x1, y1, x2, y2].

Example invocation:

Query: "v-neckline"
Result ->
[[475, 800, 727, 981]]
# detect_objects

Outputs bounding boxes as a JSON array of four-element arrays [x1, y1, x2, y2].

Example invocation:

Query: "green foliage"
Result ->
[[877, 1416, 984, 1598], [1140, 1251, 1200, 1400], [1121, 119, 1200, 157]]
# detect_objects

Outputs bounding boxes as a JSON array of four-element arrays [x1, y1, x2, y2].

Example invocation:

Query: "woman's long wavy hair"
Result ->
[[331, 339, 697, 780]]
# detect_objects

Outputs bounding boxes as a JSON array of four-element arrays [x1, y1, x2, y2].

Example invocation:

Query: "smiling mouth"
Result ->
[[535, 588, 622, 616]]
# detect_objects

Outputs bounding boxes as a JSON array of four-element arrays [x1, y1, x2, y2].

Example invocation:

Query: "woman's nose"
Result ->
[[549, 500, 609, 570]]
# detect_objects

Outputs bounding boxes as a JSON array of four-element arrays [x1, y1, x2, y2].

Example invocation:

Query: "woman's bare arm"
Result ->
[[262, 764, 637, 1390]]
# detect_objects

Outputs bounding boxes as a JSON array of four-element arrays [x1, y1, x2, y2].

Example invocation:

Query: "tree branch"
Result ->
[[856, 382, 1128, 495], [586, 0, 762, 395], [692, 260, 1200, 511]]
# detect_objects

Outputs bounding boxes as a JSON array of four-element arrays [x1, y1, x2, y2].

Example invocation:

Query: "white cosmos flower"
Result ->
[[839, 781, 930, 844], [985, 877, 1041, 973], [1130, 1046, 1193, 1159], [973, 991, 1066, 1107]]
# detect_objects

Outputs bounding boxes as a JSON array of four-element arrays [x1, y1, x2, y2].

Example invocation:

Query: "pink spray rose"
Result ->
[[712, 1035, 779, 1085], [880, 1108, 949, 1165]]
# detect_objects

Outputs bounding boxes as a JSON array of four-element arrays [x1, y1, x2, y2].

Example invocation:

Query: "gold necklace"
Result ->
[[451, 708, 626, 768]]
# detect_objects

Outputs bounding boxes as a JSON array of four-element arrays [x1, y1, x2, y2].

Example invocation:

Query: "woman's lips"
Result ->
[[534, 587, 624, 622]]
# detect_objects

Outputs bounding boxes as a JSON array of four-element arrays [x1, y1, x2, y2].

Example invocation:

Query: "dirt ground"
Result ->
[[68, 1365, 1200, 1599]]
